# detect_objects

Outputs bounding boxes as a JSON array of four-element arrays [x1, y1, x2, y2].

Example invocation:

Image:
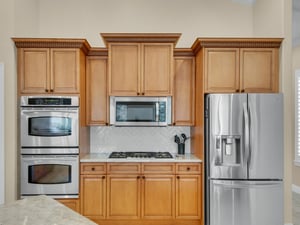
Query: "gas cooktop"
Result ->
[[108, 151, 173, 159]]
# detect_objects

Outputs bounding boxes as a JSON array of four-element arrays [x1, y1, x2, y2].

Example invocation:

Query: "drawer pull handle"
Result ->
[[177, 176, 180, 179], [102, 176, 105, 179], [187, 167, 191, 171], [137, 176, 140, 179], [142, 176, 146, 179], [91, 167, 95, 171]]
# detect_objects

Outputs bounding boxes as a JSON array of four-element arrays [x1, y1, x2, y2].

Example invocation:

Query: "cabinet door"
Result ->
[[142, 43, 173, 96], [204, 48, 239, 93], [50, 49, 80, 93], [141, 175, 175, 219], [174, 57, 195, 126], [107, 175, 141, 219], [81, 175, 106, 219], [56, 198, 80, 213], [176, 175, 202, 219], [109, 43, 140, 96], [18, 48, 50, 94], [86, 56, 107, 125], [240, 48, 279, 93]]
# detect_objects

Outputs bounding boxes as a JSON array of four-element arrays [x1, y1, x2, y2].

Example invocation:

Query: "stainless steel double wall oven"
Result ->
[[20, 96, 79, 198]]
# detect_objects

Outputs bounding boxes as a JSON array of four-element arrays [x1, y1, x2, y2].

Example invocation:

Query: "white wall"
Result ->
[[38, 0, 253, 47], [0, 63, 4, 205]]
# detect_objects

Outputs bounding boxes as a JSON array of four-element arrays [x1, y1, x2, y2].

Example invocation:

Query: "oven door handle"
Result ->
[[21, 108, 78, 114], [21, 156, 79, 162]]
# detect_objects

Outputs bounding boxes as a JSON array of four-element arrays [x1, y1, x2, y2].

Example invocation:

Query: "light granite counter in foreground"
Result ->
[[0, 195, 97, 225]]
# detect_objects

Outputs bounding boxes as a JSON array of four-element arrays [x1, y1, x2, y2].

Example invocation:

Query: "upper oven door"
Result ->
[[20, 107, 79, 147]]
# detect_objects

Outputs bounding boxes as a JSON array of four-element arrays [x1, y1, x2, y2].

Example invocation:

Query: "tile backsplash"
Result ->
[[90, 126, 191, 154]]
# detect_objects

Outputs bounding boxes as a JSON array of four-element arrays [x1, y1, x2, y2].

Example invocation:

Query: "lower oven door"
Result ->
[[21, 155, 79, 198]]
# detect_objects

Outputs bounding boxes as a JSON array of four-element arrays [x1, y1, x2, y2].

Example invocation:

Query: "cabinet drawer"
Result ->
[[107, 163, 141, 174], [142, 163, 175, 174], [176, 163, 201, 174], [81, 163, 106, 174]]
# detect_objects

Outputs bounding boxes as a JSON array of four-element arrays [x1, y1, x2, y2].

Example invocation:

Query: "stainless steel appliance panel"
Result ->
[[210, 180, 283, 225], [21, 107, 79, 147], [110, 96, 171, 126], [208, 94, 248, 179], [248, 94, 283, 179], [21, 155, 79, 198]]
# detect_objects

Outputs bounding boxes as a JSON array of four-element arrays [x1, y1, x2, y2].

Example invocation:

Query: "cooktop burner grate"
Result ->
[[108, 151, 173, 159]]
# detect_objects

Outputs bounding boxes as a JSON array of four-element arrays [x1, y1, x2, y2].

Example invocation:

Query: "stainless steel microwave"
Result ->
[[110, 97, 172, 126]]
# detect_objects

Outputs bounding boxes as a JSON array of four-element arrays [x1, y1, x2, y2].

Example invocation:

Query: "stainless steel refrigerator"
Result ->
[[205, 93, 283, 225]]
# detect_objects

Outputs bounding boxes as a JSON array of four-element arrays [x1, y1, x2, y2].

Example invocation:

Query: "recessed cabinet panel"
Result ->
[[240, 48, 278, 93], [86, 56, 107, 125], [142, 175, 175, 219], [176, 175, 202, 219], [107, 175, 140, 219], [81, 175, 106, 219], [205, 48, 239, 93], [19, 48, 49, 93], [143, 44, 173, 95], [174, 57, 195, 126], [109, 44, 140, 95], [51, 49, 80, 93]]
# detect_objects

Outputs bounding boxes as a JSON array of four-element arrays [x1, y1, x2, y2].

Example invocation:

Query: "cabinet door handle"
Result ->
[[236, 89, 239, 92], [187, 167, 191, 171], [141, 93, 145, 96], [137, 176, 140, 179], [102, 176, 105, 179], [142, 176, 146, 179], [137, 92, 140, 95], [45, 89, 49, 92], [241, 89, 245, 93], [50, 89, 54, 92], [91, 167, 95, 171], [177, 176, 180, 179]]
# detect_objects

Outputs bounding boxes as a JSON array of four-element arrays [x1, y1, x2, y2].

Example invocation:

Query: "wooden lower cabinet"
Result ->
[[56, 198, 80, 213], [80, 175, 106, 220], [80, 162, 202, 225], [107, 175, 140, 219], [142, 175, 175, 219]]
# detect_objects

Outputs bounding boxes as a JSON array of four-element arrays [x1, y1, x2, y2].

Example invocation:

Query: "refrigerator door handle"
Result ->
[[243, 103, 250, 167]]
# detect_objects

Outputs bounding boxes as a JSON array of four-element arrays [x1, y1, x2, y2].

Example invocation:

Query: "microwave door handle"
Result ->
[[156, 102, 159, 122]]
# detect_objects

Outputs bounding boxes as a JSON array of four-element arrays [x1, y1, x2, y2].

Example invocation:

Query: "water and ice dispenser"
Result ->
[[215, 135, 241, 166]]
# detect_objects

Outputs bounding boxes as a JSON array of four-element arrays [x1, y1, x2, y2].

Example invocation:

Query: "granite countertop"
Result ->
[[80, 153, 202, 163], [0, 195, 97, 225]]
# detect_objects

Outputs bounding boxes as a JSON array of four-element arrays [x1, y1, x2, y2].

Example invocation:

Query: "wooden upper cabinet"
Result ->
[[109, 43, 140, 95], [174, 54, 195, 126], [240, 48, 279, 92], [86, 55, 108, 125], [191, 38, 282, 93], [142, 43, 173, 96], [13, 38, 90, 95], [50, 49, 80, 93], [102, 33, 181, 96], [204, 48, 239, 93], [18, 48, 50, 94]]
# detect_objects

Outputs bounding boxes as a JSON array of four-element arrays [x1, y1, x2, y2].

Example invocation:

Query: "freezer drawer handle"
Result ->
[[213, 180, 282, 189]]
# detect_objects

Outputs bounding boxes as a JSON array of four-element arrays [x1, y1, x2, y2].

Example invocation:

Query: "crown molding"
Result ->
[[101, 33, 181, 47], [12, 38, 91, 54], [87, 47, 108, 56], [174, 48, 194, 57], [191, 38, 283, 54]]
